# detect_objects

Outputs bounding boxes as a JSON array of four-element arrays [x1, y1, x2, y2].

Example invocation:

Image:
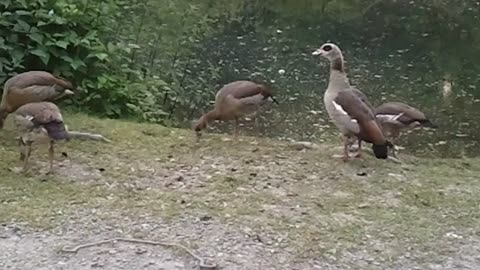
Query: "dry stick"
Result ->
[[67, 131, 112, 143], [61, 237, 217, 270]]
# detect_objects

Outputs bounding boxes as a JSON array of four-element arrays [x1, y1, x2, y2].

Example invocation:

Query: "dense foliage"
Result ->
[[1, 0, 479, 132], [0, 0, 241, 122], [1, 0, 131, 117]]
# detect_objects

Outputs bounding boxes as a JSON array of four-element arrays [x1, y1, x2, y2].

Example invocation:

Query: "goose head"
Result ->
[[312, 43, 342, 61]]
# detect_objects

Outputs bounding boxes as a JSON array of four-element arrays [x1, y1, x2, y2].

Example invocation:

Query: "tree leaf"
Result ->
[[55, 40, 69, 49], [17, 0, 27, 8], [87, 52, 109, 60], [11, 50, 25, 65], [128, 43, 141, 49], [60, 55, 73, 63], [28, 32, 44, 44], [70, 58, 86, 70], [13, 20, 30, 32], [30, 48, 50, 65], [107, 42, 116, 52], [15, 10, 31, 16], [0, 19, 11, 27], [54, 17, 67, 25], [37, 20, 49, 27]]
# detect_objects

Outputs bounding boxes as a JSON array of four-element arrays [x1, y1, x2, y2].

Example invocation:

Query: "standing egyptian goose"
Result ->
[[375, 102, 437, 156], [0, 71, 74, 128], [193, 80, 278, 139], [312, 43, 391, 161], [13, 102, 70, 173]]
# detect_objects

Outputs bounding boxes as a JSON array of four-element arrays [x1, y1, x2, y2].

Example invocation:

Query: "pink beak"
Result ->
[[312, 49, 323, 56]]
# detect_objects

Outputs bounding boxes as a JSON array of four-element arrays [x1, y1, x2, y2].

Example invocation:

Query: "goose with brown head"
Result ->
[[193, 80, 278, 141], [313, 43, 392, 161]]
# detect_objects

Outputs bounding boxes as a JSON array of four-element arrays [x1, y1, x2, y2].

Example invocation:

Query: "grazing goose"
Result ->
[[312, 43, 392, 161], [375, 101, 438, 156], [13, 102, 70, 173], [0, 71, 74, 128], [193, 80, 278, 139]]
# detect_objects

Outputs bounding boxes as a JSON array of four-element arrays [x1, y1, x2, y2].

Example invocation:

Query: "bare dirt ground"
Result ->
[[1, 114, 480, 270]]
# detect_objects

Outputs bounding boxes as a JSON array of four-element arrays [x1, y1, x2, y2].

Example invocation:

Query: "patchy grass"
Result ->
[[1, 112, 480, 268]]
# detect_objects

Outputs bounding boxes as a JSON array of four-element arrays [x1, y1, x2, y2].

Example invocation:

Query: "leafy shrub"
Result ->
[[0, 0, 134, 116], [0, 0, 241, 122]]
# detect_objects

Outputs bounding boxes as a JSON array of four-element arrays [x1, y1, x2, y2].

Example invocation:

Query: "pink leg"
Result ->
[[343, 136, 350, 162], [355, 139, 362, 158], [233, 117, 239, 139]]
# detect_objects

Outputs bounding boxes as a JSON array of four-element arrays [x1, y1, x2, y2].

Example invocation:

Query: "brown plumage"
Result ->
[[313, 43, 391, 161], [375, 102, 437, 156], [0, 71, 74, 128], [193, 80, 278, 139], [351, 87, 375, 112], [13, 102, 70, 173]]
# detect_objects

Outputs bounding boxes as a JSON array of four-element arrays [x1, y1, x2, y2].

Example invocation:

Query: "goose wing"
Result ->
[[333, 90, 386, 144]]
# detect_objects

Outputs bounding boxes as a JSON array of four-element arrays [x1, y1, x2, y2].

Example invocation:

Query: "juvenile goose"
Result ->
[[193, 80, 278, 139], [0, 71, 74, 128], [312, 43, 391, 161], [13, 102, 70, 173], [375, 101, 437, 156]]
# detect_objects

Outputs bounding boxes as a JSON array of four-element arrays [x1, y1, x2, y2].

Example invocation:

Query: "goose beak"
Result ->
[[312, 49, 322, 56]]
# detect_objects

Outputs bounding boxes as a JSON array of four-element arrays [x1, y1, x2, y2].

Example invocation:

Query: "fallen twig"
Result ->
[[67, 131, 111, 143], [60, 237, 217, 270], [288, 141, 319, 150], [387, 156, 402, 164]]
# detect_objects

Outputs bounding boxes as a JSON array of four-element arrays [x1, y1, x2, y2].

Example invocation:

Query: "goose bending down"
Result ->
[[375, 101, 438, 156], [13, 102, 70, 173], [312, 43, 392, 161], [193, 80, 278, 139], [0, 71, 74, 128]]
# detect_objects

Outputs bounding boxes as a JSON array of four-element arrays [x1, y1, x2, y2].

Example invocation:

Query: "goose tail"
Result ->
[[372, 141, 392, 159], [419, 119, 438, 128]]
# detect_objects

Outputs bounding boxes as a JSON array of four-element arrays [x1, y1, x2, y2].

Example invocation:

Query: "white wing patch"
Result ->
[[332, 101, 357, 123], [25, 115, 35, 121], [376, 112, 404, 121], [332, 100, 348, 115]]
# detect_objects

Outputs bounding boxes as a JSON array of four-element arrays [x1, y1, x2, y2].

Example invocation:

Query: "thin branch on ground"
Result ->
[[60, 237, 217, 270], [67, 131, 112, 143]]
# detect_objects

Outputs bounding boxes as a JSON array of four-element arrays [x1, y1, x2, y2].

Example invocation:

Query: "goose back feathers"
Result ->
[[4, 71, 73, 90]]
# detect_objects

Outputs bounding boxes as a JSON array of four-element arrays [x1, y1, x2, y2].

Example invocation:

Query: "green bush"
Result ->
[[0, 0, 135, 116], [0, 0, 242, 123]]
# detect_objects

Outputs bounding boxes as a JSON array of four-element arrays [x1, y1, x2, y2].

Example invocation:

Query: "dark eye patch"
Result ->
[[322, 45, 332, 51]]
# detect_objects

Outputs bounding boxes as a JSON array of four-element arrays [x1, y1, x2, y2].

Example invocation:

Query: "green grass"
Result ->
[[1, 112, 480, 266]]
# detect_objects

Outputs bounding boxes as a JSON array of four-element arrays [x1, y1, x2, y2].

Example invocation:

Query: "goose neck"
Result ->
[[330, 56, 345, 73], [328, 70, 350, 90]]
